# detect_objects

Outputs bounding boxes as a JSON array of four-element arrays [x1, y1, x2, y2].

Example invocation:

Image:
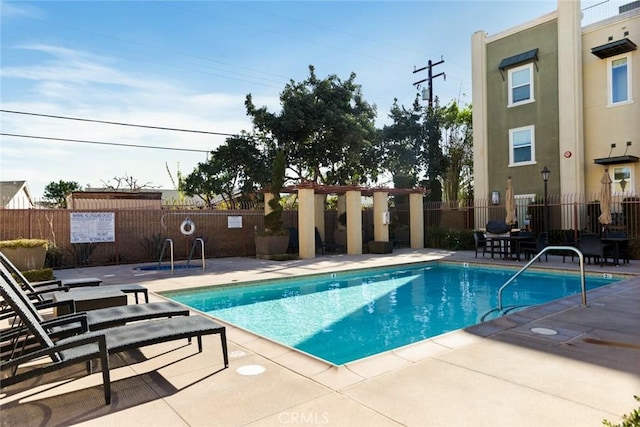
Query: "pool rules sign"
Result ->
[[70, 212, 115, 243]]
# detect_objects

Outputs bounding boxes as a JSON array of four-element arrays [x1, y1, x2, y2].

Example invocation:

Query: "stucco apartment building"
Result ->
[[472, 0, 639, 229]]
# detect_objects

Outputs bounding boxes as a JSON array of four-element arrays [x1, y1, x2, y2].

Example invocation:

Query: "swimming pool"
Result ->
[[162, 262, 619, 365]]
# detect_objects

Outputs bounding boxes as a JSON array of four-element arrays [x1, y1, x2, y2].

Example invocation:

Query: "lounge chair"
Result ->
[[1, 252, 149, 304], [0, 266, 229, 405], [0, 264, 190, 359]]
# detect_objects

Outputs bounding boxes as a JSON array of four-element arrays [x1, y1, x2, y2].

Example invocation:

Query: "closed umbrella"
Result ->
[[505, 177, 517, 226], [598, 169, 612, 231]]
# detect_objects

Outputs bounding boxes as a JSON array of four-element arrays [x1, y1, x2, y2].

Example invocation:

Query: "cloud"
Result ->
[[0, 43, 262, 198], [0, 1, 44, 21]]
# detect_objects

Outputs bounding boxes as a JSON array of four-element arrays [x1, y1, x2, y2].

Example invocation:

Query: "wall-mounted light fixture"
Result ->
[[491, 191, 500, 205]]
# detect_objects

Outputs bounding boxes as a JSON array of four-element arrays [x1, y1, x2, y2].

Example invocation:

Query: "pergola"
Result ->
[[265, 181, 427, 259]]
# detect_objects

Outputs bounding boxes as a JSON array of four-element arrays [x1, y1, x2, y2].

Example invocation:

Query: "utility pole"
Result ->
[[413, 57, 446, 109]]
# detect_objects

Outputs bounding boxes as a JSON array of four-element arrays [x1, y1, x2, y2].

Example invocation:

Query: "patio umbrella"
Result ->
[[598, 169, 612, 230], [505, 177, 517, 226]]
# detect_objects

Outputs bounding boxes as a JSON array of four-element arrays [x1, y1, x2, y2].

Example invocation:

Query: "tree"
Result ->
[[101, 174, 157, 191], [245, 65, 380, 186], [380, 96, 447, 201], [439, 101, 473, 203], [43, 180, 81, 208], [182, 133, 270, 208]]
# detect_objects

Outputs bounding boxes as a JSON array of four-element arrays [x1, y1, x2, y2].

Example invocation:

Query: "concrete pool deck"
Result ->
[[1, 248, 639, 426]]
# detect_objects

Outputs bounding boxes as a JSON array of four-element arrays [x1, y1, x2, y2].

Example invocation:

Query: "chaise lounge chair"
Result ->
[[0, 252, 149, 304], [0, 265, 229, 405], [0, 264, 192, 359]]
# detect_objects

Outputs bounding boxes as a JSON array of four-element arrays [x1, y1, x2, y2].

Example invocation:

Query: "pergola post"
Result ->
[[298, 187, 316, 259], [346, 190, 362, 254], [409, 192, 424, 249], [373, 191, 389, 242]]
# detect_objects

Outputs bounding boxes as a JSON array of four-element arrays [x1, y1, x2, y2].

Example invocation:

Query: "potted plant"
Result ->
[[0, 238, 49, 271], [255, 151, 290, 258]]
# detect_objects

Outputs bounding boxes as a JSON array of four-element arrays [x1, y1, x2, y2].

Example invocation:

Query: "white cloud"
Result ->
[[0, 44, 259, 199]]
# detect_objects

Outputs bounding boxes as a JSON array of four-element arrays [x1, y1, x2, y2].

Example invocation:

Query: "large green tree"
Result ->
[[182, 133, 269, 207], [245, 65, 380, 186], [43, 180, 81, 208]]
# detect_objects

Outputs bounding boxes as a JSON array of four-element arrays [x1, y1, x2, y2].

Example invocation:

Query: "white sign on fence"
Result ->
[[70, 212, 115, 243], [228, 216, 243, 229]]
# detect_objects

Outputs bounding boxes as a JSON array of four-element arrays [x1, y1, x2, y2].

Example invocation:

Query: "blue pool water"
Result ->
[[162, 263, 619, 365]]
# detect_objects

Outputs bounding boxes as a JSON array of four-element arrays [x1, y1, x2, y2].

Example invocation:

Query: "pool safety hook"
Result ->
[[180, 217, 196, 236]]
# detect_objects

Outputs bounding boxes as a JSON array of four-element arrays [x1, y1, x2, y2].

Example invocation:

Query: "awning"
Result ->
[[498, 48, 538, 71], [593, 155, 639, 165], [591, 38, 637, 59]]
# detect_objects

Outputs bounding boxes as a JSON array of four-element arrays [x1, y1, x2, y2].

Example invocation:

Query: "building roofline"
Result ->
[[485, 10, 558, 44]]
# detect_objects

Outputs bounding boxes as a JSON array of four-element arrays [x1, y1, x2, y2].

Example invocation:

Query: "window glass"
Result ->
[[510, 127, 534, 164], [613, 166, 631, 192], [508, 64, 533, 106], [611, 57, 629, 104]]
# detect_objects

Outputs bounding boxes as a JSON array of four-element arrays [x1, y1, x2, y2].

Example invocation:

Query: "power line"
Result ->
[[0, 110, 237, 136], [0, 133, 212, 153]]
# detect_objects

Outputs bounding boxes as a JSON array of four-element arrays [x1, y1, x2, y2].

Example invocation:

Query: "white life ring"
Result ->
[[180, 218, 196, 236]]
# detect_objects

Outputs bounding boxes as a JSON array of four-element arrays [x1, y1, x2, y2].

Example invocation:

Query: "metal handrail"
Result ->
[[186, 237, 206, 270], [158, 238, 174, 273], [497, 246, 586, 312]]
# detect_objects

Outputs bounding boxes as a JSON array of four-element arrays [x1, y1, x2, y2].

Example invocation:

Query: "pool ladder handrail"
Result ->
[[159, 238, 174, 273], [186, 237, 206, 270], [497, 246, 587, 313]]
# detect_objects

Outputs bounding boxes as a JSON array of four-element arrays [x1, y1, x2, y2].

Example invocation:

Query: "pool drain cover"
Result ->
[[530, 327, 558, 336], [236, 365, 266, 376]]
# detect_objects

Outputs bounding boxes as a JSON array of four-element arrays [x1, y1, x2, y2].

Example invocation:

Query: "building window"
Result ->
[[613, 166, 632, 193], [609, 55, 631, 105], [509, 125, 535, 165], [508, 63, 534, 106]]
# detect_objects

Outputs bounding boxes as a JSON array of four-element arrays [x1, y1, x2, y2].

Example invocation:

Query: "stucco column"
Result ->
[[298, 187, 316, 259], [345, 190, 362, 255], [373, 191, 389, 242], [557, 0, 584, 228], [471, 30, 489, 230], [409, 193, 424, 249], [314, 194, 326, 241]]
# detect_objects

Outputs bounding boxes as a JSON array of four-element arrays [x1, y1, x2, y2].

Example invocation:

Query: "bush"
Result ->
[[0, 238, 49, 250], [19, 268, 55, 282], [426, 227, 474, 251]]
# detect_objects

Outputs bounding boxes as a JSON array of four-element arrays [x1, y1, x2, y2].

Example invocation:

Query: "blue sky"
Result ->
[[0, 1, 616, 199]]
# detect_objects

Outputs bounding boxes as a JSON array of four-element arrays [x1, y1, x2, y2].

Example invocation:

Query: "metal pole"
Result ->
[[544, 180, 549, 244]]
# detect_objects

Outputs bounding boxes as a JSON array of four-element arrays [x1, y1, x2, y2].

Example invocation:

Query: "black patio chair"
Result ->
[[473, 231, 489, 258], [578, 234, 611, 267], [0, 264, 228, 405], [521, 232, 548, 262], [561, 229, 580, 263]]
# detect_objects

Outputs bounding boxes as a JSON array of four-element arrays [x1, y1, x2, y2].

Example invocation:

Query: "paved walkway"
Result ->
[[2, 249, 639, 426]]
